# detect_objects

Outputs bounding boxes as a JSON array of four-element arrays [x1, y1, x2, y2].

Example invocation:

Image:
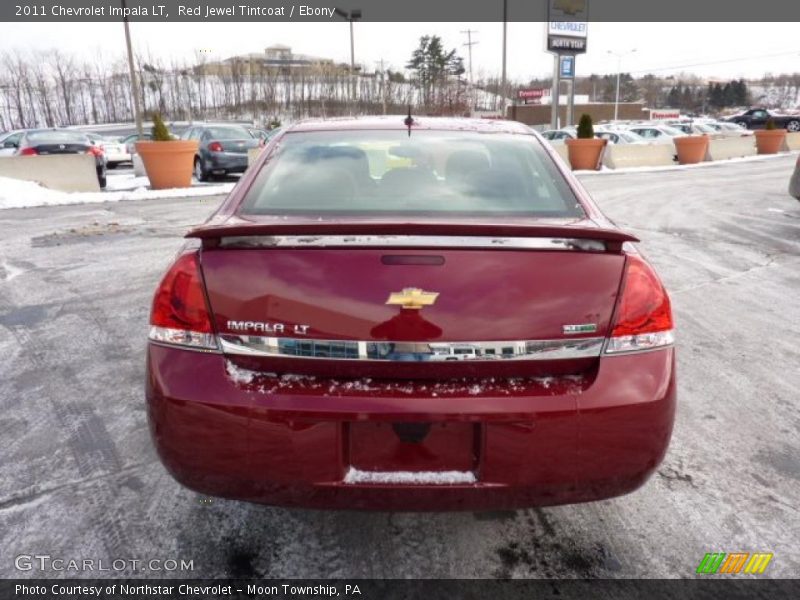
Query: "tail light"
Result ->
[[19, 147, 38, 156], [148, 252, 218, 350], [87, 145, 104, 157], [208, 141, 223, 152], [605, 254, 674, 354]]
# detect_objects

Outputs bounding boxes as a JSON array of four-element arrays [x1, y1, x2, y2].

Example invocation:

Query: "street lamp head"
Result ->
[[350, 9, 362, 20]]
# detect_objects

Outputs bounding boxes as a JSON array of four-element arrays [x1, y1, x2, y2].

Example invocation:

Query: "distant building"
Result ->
[[198, 45, 352, 76]]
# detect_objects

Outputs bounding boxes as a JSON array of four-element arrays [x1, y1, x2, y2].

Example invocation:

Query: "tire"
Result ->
[[97, 165, 107, 189], [194, 157, 209, 182], [786, 120, 800, 133], [736, 121, 749, 130], [107, 162, 118, 169]]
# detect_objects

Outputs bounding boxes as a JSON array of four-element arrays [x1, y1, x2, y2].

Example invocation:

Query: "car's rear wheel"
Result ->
[[194, 157, 209, 182], [107, 162, 118, 169], [787, 120, 800, 132]]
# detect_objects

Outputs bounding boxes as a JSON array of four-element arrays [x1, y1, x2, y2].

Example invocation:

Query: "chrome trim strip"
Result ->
[[219, 235, 607, 252], [218, 334, 604, 362]]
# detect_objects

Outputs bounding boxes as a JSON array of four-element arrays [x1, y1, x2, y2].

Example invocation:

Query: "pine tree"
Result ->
[[406, 35, 465, 109]]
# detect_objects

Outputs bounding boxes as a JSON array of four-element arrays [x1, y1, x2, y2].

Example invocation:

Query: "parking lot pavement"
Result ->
[[1, 155, 799, 580]]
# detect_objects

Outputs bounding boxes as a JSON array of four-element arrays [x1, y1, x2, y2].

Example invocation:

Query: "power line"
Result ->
[[627, 50, 800, 75]]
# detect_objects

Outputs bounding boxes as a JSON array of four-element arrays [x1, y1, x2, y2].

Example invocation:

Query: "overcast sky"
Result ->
[[1, 21, 798, 81]]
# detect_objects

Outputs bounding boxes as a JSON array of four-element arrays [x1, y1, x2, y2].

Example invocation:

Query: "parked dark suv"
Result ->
[[181, 124, 260, 181]]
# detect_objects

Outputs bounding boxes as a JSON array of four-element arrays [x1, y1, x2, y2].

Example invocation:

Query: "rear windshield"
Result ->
[[239, 130, 583, 217], [205, 126, 252, 139], [26, 131, 89, 143]]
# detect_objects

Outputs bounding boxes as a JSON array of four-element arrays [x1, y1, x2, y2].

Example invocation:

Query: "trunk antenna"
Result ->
[[404, 106, 414, 137]]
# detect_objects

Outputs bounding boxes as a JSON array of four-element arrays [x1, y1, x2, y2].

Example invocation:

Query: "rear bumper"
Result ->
[[146, 344, 676, 511], [207, 152, 248, 172]]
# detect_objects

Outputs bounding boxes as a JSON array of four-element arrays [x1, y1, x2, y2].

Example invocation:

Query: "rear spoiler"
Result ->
[[187, 221, 638, 246]]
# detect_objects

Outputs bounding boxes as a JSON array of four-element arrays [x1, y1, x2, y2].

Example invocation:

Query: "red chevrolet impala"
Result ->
[[146, 116, 676, 510]]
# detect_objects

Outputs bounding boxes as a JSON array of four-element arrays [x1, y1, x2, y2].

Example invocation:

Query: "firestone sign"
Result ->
[[517, 88, 547, 104], [650, 109, 682, 120]]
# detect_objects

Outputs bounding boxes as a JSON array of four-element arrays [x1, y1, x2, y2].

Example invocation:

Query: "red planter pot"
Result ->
[[136, 140, 199, 190], [754, 130, 786, 155], [565, 138, 607, 171], [673, 135, 709, 165]]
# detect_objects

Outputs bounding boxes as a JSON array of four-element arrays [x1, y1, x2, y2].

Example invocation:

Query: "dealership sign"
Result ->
[[650, 109, 681, 120], [547, 21, 588, 38], [547, 0, 588, 54], [547, 37, 587, 52]]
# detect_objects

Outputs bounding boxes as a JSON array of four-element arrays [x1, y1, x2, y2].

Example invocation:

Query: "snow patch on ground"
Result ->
[[0, 175, 234, 210], [0, 261, 25, 282], [343, 467, 476, 485]]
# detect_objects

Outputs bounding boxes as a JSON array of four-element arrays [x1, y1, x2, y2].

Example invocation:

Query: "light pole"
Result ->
[[334, 8, 362, 109], [501, 0, 507, 114], [608, 48, 636, 121], [121, 0, 143, 135]]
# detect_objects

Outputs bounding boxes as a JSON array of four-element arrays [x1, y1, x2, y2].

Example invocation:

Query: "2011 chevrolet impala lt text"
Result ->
[[145, 116, 676, 511]]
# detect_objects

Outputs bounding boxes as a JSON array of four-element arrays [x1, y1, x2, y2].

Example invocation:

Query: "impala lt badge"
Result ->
[[227, 320, 309, 335], [386, 288, 439, 310]]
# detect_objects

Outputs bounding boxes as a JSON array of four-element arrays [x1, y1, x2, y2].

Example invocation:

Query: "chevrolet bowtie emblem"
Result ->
[[553, 0, 586, 16], [386, 288, 439, 310]]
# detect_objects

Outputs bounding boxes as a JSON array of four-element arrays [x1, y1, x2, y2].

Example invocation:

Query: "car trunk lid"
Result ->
[[194, 217, 633, 379]]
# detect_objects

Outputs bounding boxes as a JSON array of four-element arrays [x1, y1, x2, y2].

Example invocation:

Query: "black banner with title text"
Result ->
[[2, 0, 800, 22]]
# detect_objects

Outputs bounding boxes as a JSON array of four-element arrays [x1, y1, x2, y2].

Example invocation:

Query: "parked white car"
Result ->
[[594, 127, 649, 145], [0, 129, 28, 156], [700, 121, 754, 137], [623, 124, 687, 145], [540, 128, 577, 145], [665, 121, 723, 138], [85, 132, 130, 168]]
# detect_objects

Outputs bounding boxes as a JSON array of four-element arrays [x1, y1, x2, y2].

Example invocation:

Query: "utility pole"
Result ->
[[121, 0, 143, 135], [249, 57, 257, 124], [333, 8, 362, 112], [608, 48, 637, 122], [461, 29, 479, 112], [501, 0, 507, 115], [376, 59, 387, 115]]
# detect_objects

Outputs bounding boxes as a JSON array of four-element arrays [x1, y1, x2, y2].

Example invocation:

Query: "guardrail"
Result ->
[[706, 137, 756, 161], [603, 144, 675, 169], [0, 154, 99, 192], [548, 134, 799, 171]]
